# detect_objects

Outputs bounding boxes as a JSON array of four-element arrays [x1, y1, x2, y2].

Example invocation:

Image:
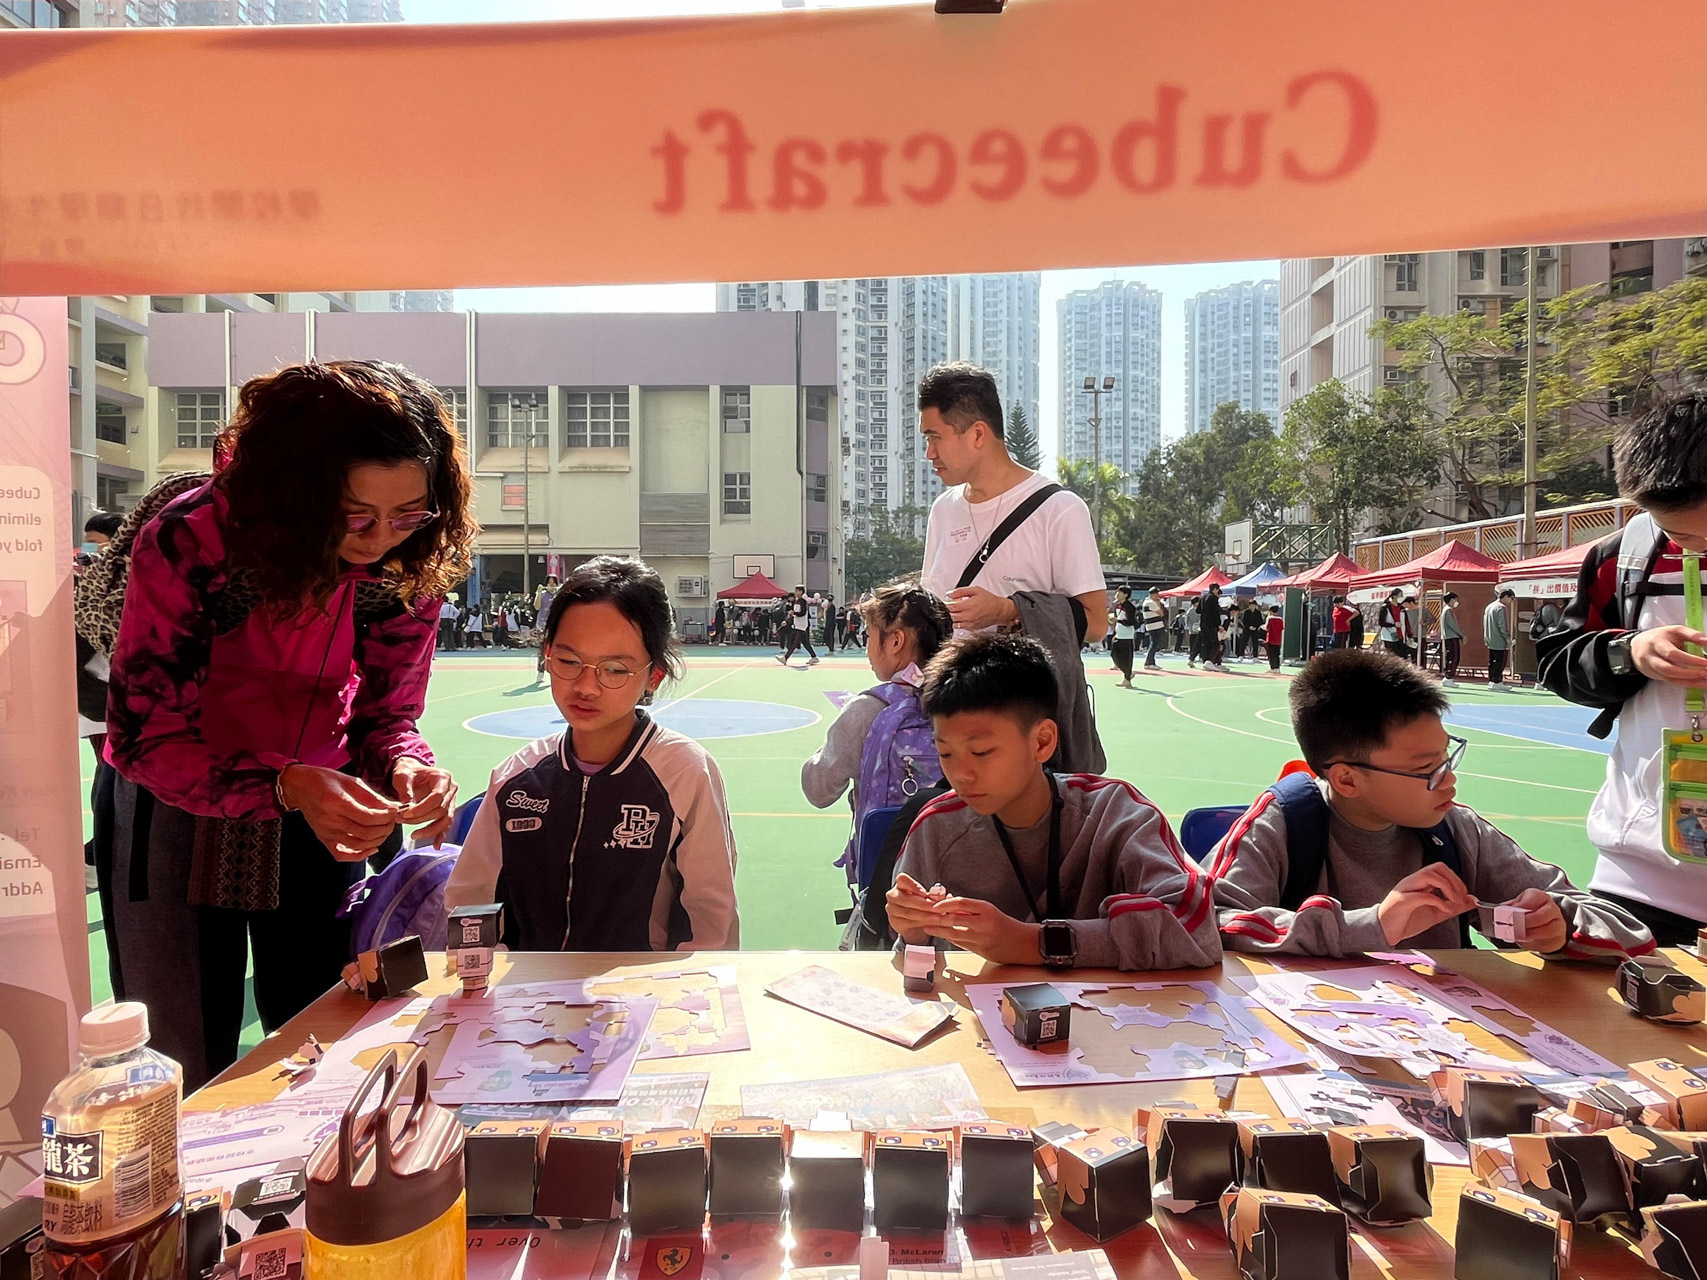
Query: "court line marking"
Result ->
[[1253, 703, 1594, 752]]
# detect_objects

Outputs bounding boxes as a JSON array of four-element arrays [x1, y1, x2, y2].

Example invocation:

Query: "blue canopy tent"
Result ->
[[1225, 562, 1288, 598]]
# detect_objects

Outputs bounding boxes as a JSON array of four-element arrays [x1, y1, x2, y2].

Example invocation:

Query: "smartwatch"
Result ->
[[1607, 632, 1637, 677], [1039, 920, 1076, 969]]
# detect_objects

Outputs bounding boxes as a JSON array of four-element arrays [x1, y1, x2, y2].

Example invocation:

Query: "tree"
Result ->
[[1281, 380, 1440, 552], [843, 505, 926, 595], [1006, 404, 1042, 471], [1057, 458, 1129, 562]]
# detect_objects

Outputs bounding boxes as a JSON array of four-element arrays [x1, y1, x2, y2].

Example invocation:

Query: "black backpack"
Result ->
[[1266, 772, 1472, 947], [836, 781, 952, 951]]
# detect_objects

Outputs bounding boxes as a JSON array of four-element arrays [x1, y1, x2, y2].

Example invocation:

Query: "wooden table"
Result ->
[[201, 948, 1707, 1279]]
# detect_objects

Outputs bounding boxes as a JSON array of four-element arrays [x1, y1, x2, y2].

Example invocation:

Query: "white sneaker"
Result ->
[[1442, 679, 1457, 687], [775, 654, 788, 665], [1487, 682, 1500, 690], [808, 656, 821, 665]]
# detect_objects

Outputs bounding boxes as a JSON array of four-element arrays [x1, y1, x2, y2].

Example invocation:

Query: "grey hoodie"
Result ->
[[1209, 778, 1654, 961], [893, 772, 1221, 970]]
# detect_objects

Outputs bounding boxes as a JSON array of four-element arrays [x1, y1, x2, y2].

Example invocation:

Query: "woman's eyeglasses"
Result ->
[[546, 651, 649, 690], [1327, 734, 1467, 792], [344, 510, 438, 535]]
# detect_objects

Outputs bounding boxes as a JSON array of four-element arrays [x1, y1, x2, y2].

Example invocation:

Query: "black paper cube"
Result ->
[[787, 1130, 867, 1232], [464, 1120, 546, 1218], [871, 1131, 951, 1232], [1326, 1128, 1431, 1226], [536, 1121, 624, 1222], [1641, 1199, 1707, 1280], [708, 1118, 786, 1218], [1431, 1068, 1544, 1142], [958, 1124, 1035, 1221], [1000, 983, 1070, 1048], [358, 933, 428, 1000], [1509, 1132, 1628, 1226], [446, 903, 503, 951], [627, 1130, 708, 1237], [183, 1189, 225, 1280], [1455, 1185, 1570, 1280], [1608, 1127, 1707, 1214], [1619, 958, 1706, 1025], [1141, 1107, 1239, 1210], [1237, 1121, 1340, 1206], [1046, 1130, 1149, 1242], [1223, 1188, 1349, 1280]]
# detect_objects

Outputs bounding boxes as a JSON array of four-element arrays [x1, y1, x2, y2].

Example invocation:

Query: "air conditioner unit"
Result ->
[[1384, 308, 1403, 321], [1383, 368, 1403, 382], [1458, 298, 1482, 312], [676, 576, 707, 598], [1537, 247, 1558, 261]]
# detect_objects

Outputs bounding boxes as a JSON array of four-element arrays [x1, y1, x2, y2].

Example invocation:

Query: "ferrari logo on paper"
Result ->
[[650, 1244, 697, 1278], [608, 804, 660, 850]]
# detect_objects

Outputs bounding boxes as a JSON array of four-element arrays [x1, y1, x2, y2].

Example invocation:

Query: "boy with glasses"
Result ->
[[1210, 649, 1651, 959]]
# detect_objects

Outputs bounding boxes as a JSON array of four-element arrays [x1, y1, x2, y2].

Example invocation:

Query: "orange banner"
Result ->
[[2, 0, 1706, 295]]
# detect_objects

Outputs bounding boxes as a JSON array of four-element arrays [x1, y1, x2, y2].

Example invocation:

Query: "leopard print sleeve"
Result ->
[[104, 491, 284, 821]]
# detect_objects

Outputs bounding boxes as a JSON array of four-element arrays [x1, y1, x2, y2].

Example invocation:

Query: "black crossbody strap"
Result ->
[[956, 483, 1065, 591], [990, 774, 1064, 923]]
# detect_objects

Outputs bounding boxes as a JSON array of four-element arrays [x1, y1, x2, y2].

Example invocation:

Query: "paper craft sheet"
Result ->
[[430, 994, 656, 1104], [965, 980, 1307, 1088], [740, 1063, 987, 1130], [1247, 965, 1614, 1078], [1263, 1070, 1468, 1165], [765, 964, 954, 1047], [586, 965, 751, 1060], [791, 1250, 1115, 1280]]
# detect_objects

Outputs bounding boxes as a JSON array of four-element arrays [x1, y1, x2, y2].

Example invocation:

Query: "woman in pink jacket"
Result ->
[[105, 360, 475, 1088]]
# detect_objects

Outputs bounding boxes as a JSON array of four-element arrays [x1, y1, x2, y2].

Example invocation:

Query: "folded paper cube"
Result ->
[[1505, 1132, 1628, 1226], [871, 1130, 951, 1232], [708, 1118, 787, 1218], [1236, 1119, 1339, 1206], [1139, 1106, 1239, 1212], [183, 1188, 226, 1280], [464, 1119, 547, 1218], [1632, 1060, 1707, 1131], [787, 1129, 868, 1232], [356, 933, 427, 1001], [1641, 1199, 1707, 1280], [446, 903, 503, 951], [1455, 1185, 1571, 1280], [1041, 1128, 1149, 1242], [1221, 1187, 1349, 1280], [1620, 959, 1707, 1025], [536, 1121, 624, 1222], [1606, 1127, 1707, 1214], [1000, 983, 1070, 1048], [1326, 1127, 1431, 1226], [1430, 1067, 1543, 1141], [958, 1123, 1035, 1221], [627, 1129, 708, 1237]]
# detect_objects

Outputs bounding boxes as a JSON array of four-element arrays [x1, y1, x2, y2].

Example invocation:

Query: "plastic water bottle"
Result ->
[[40, 1003, 182, 1280]]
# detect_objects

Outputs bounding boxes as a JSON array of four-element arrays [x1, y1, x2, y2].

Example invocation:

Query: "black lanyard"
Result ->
[[991, 774, 1063, 923]]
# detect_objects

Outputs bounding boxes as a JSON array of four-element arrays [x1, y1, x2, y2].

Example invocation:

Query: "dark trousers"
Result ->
[[1143, 631, 1163, 668], [436, 620, 455, 650], [110, 776, 364, 1091], [1599, 891, 1703, 947], [1332, 632, 1349, 649], [1488, 648, 1508, 684], [783, 627, 818, 661], [90, 758, 123, 1001], [1268, 644, 1282, 671], [1443, 637, 1462, 679], [1111, 638, 1134, 680]]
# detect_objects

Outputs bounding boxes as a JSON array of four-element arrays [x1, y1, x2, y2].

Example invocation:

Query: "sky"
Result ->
[[411, 2, 1279, 456]]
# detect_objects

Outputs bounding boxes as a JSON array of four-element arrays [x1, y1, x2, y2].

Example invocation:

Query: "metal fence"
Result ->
[[1353, 498, 1637, 569]]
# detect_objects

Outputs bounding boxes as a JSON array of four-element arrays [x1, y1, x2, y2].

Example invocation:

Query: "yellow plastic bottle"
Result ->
[[304, 1047, 466, 1280]]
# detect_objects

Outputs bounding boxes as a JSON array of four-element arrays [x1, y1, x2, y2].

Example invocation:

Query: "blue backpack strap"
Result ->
[[1413, 819, 1473, 947], [1266, 772, 1331, 912]]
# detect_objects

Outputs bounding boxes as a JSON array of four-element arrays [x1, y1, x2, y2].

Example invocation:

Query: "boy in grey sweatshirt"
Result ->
[[886, 633, 1219, 970], [1210, 649, 1654, 961]]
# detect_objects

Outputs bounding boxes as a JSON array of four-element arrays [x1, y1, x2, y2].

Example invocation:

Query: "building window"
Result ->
[[723, 472, 751, 516], [1468, 250, 1486, 281], [807, 474, 827, 504], [95, 342, 128, 370], [807, 531, 828, 560], [721, 388, 751, 433], [807, 389, 830, 417], [500, 476, 528, 511], [95, 403, 126, 445], [487, 391, 549, 449], [565, 389, 629, 449], [435, 387, 468, 436], [1390, 254, 1419, 292], [1499, 249, 1528, 288], [175, 390, 225, 449]]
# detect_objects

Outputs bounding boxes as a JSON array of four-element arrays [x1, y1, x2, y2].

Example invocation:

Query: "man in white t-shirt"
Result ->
[[916, 362, 1107, 643]]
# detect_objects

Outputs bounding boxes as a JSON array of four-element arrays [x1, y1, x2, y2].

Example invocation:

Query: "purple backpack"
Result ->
[[854, 681, 943, 833], [339, 846, 458, 958]]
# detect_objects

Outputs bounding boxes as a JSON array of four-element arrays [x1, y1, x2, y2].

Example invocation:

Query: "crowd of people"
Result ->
[[72, 351, 1707, 1095]]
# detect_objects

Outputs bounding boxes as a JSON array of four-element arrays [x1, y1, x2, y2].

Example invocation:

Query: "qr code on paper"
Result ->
[[253, 1247, 289, 1280]]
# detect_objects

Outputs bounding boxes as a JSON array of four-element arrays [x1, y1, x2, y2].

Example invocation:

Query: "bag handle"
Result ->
[[338, 1047, 399, 1181], [374, 1047, 430, 1183]]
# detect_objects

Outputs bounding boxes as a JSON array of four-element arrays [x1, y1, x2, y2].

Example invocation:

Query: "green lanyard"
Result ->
[[1687, 553, 1704, 723]]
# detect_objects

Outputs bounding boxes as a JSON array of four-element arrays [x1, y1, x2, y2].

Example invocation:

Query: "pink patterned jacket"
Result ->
[[106, 480, 438, 821]]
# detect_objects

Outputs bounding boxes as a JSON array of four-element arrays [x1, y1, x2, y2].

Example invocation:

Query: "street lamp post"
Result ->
[[1521, 247, 1540, 559], [1081, 375, 1116, 545], [520, 392, 539, 599]]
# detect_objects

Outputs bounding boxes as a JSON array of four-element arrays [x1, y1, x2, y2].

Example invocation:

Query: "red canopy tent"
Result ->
[[1498, 542, 1594, 599], [1160, 566, 1233, 600], [1345, 541, 1505, 603], [1271, 552, 1362, 593], [717, 571, 789, 603]]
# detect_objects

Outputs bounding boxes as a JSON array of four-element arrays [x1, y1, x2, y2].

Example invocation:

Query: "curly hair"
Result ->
[[214, 361, 474, 614]]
